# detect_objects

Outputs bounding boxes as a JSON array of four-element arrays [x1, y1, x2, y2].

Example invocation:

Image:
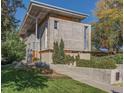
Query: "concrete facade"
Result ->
[[20, 1, 91, 63], [48, 17, 91, 51], [25, 16, 91, 63]]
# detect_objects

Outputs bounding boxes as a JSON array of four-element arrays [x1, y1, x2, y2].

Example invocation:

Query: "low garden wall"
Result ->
[[51, 64, 122, 85], [71, 66, 122, 84]]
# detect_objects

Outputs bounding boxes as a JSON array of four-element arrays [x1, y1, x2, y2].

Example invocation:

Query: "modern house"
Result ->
[[19, 0, 91, 63]]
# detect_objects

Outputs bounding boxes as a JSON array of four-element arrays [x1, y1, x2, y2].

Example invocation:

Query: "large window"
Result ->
[[84, 26, 88, 49], [54, 20, 58, 29]]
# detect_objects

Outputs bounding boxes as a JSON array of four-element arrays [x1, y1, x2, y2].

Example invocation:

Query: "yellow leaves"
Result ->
[[93, 0, 123, 49], [96, 0, 122, 20], [96, 0, 106, 10], [96, 8, 122, 22]]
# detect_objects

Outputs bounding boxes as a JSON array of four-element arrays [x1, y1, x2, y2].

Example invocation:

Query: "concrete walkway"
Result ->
[[50, 64, 123, 93]]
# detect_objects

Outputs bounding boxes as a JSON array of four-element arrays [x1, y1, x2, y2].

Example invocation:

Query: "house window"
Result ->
[[54, 20, 58, 29], [84, 26, 88, 49]]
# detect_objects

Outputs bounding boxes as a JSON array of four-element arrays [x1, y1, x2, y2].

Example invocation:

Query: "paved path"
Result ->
[[50, 64, 123, 93]]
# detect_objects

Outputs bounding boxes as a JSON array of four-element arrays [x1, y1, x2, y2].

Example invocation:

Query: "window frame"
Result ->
[[84, 26, 88, 49], [54, 20, 58, 29]]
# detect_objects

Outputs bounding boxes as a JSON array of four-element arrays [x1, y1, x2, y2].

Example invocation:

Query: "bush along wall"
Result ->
[[76, 59, 117, 69], [52, 39, 117, 69], [52, 39, 76, 65], [64, 55, 75, 65], [52, 39, 65, 64]]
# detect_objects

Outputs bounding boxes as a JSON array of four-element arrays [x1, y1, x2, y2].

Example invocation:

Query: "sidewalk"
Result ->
[[50, 64, 123, 93]]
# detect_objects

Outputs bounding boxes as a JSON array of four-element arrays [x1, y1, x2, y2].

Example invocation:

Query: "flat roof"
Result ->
[[19, 0, 88, 35], [31, 0, 88, 17]]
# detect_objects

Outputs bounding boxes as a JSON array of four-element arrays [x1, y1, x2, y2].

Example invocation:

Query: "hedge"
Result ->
[[76, 59, 117, 69]]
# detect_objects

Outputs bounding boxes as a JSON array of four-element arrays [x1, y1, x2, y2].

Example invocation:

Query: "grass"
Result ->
[[1, 64, 108, 93]]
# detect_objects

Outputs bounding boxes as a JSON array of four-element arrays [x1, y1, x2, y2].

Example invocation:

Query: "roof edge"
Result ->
[[30, 0, 89, 17], [19, 0, 89, 34]]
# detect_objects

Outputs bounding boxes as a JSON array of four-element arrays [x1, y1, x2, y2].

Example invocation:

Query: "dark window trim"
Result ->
[[54, 20, 58, 29]]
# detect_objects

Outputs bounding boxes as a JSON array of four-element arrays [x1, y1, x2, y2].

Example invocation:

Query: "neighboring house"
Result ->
[[19, 0, 91, 63]]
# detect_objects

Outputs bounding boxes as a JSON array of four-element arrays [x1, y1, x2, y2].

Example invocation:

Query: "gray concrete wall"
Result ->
[[51, 64, 123, 85], [71, 66, 122, 85], [49, 17, 91, 52], [25, 20, 49, 52], [25, 16, 91, 62], [25, 33, 36, 61], [39, 20, 49, 50]]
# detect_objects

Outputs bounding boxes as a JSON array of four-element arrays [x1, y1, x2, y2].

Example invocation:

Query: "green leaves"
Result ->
[[1, 0, 25, 41], [59, 39, 65, 64], [2, 32, 26, 64], [52, 39, 65, 64]]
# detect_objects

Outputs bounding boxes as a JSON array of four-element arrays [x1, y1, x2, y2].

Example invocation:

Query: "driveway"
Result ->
[[50, 64, 123, 93]]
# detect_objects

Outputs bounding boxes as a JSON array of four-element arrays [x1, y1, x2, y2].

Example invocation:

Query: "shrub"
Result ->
[[2, 32, 26, 65], [97, 61, 117, 69], [77, 59, 92, 67], [35, 62, 50, 69], [64, 55, 75, 65], [113, 54, 123, 64], [33, 57, 40, 62], [75, 54, 80, 63], [59, 39, 65, 64], [77, 59, 117, 69], [52, 42, 59, 64], [91, 54, 123, 64], [52, 39, 65, 64]]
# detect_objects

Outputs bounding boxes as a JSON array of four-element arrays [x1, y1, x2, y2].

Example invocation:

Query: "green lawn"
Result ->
[[2, 64, 107, 93]]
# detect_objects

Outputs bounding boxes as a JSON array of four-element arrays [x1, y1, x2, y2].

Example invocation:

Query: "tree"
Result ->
[[1, 0, 25, 41], [59, 39, 65, 64], [52, 42, 59, 64], [1, 0, 26, 64], [52, 39, 65, 64], [93, 0, 123, 52], [2, 32, 26, 64]]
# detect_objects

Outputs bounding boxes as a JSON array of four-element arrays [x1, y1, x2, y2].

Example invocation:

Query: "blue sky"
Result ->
[[15, 0, 99, 26]]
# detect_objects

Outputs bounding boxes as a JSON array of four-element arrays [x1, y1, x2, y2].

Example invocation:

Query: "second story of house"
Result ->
[[19, 0, 91, 51]]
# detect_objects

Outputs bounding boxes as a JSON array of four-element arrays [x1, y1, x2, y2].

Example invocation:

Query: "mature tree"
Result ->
[[92, 0, 123, 52], [1, 0, 25, 41], [1, 0, 26, 64], [2, 32, 26, 64]]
